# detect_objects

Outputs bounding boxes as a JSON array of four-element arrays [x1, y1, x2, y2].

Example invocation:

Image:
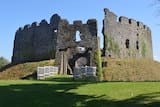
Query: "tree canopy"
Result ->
[[0, 57, 9, 68]]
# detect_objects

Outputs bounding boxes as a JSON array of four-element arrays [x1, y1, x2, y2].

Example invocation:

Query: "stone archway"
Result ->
[[68, 51, 90, 74], [75, 57, 88, 67], [55, 19, 98, 75]]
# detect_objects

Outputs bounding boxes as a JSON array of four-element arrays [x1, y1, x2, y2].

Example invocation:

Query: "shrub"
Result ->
[[94, 40, 103, 81], [0, 57, 9, 68]]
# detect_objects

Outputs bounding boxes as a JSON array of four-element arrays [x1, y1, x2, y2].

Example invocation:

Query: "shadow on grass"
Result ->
[[0, 78, 160, 107], [85, 92, 160, 107], [44, 76, 74, 82]]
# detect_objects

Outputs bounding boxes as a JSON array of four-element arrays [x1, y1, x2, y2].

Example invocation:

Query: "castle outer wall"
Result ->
[[12, 8, 153, 64], [103, 8, 153, 59], [12, 14, 99, 75], [12, 14, 61, 63]]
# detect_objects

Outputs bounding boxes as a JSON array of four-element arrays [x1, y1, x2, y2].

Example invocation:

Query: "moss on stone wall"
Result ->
[[21, 48, 33, 58], [128, 49, 135, 57], [141, 41, 147, 57], [105, 33, 120, 57], [128, 49, 132, 56]]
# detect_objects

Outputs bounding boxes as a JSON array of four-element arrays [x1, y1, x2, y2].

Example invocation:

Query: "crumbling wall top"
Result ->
[[24, 24, 31, 30], [104, 8, 117, 22], [31, 22, 39, 27], [87, 19, 97, 24], [50, 14, 61, 29], [40, 19, 48, 26], [104, 8, 151, 32], [73, 20, 82, 26]]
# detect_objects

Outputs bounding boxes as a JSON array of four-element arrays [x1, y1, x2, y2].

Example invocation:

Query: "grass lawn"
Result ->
[[0, 76, 160, 107]]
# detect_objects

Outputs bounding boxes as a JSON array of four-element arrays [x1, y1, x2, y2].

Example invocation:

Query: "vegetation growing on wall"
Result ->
[[128, 49, 132, 56], [141, 41, 147, 57], [128, 49, 136, 57], [94, 39, 103, 81], [21, 48, 33, 58], [104, 32, 120, 57]]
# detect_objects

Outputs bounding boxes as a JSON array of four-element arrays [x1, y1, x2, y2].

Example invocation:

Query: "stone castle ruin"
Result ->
[[12, 8, 153, 75], [12, 14, 60, 63], [55, 19, 99, 74], [103, 9, 153, 59]]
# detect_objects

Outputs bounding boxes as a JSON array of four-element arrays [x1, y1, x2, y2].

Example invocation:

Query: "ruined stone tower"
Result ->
[[12, 14, 61, 63], [55, 19, 99, 74], [12, 13, 99, 75], [102, 8, 153, 59]]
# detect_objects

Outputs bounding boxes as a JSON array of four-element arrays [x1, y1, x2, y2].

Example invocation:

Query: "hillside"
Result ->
[[1, 58, 160, 81], [103, 58, 160, 81], [0, 60, 55, 80]]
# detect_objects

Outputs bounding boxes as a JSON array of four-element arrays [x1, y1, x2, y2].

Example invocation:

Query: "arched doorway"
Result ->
[[68, 51, 90, 74], [75, 57, 88, 67]]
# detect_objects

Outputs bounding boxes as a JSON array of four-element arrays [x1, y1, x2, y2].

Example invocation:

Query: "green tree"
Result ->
[[0, 57, 9, 68], [94, 48, 103, 81], [94, 38, 103, 81]]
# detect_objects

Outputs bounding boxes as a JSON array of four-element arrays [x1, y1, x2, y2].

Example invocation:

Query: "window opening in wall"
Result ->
[[119, 17, 122, 22], [75, 31, 81, 42], [137, 33, 139, 36], [76, 47, 86, 53], [137, 22, 140, 27], [54, 29, 57, 33], [143, 25, 146, 29], [136, 41, 139, 50], [125, 39, 130, 49], [129, 19, 132, 24]]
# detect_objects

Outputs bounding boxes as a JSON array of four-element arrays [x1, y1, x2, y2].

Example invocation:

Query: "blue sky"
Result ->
[[0, 0, 160, 62]]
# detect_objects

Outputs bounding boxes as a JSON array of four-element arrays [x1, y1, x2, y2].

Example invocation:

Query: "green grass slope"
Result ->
[[103, 58, 160, 81], [1, 58, 160, 81], [0, 60, 55, 80], [0, 76, 159, 107]]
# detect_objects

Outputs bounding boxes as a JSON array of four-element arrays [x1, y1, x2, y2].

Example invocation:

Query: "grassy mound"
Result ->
[[1, 58, 160, 81], [103, 58, 160, 81], [0, 60, 55, 80], [0, 76, 160, 107]]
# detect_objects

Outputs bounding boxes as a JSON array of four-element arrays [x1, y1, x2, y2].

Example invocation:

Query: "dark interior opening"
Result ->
[[125, 39, 130, 49], [136, 41, 139, 50]]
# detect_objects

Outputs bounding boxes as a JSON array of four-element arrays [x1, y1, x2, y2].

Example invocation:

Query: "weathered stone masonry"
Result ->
[[12, 14, 61, 63], [56, 19, 99, 74], [103, 8, 153, 59], [12, 13, 99, 75], [12, 8, 153, 70]]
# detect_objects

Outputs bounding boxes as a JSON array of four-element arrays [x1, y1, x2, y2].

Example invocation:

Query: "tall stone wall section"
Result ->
[[56, 19, 99, 74], [12, 14, 61, 63], [12, 8, 153, 64], [103, 8, 153, 59]]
